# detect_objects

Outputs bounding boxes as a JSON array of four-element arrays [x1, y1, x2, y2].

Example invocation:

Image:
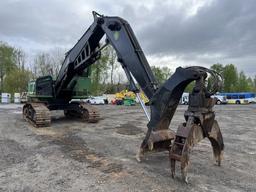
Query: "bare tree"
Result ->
[[49, 48, 65, 78], [15, 48, 26, 70], [32, 48, 65, 78], [34, 53, 51, 76]]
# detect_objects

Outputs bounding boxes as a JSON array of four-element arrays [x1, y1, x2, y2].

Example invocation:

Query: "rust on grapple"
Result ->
[[137, 66, 224, 183], [136, 129, 175, 162], [169, 69, 224, 183]]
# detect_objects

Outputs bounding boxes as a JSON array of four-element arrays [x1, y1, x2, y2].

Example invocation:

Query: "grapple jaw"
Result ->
[[137, 66, 224, 183], [169, 118, 224, 183], [137, 67, 201, 160], [147, 129, 175, 151], [136, 129, 175, 162], [207, 120, 224, 165]]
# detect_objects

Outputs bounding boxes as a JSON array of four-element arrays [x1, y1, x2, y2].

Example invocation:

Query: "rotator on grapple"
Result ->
[[23, 11, 224, 182]]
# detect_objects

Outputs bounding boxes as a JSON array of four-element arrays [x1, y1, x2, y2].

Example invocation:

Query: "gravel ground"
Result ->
[[0, 103, 256, 192]]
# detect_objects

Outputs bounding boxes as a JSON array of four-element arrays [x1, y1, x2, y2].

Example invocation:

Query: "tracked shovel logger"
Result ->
[[23, 12, 224, 182]]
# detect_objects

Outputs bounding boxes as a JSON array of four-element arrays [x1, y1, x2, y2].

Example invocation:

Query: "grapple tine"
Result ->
[[169, 121, 204, 183], [207, 120, 224, 166]]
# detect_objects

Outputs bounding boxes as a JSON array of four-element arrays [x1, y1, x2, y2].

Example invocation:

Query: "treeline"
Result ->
[[210, 64, 256, 92], [0, 42, 67, 95], [0, 42, 32, 95], [0, 41, 172, 95], [0, 41, 255, 96]]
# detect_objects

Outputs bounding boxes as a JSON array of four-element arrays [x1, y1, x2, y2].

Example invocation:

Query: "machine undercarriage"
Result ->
[[23, 102, 100, 127]]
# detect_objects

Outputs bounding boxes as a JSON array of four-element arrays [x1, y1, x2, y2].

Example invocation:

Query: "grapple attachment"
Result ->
[[137, 67, 202, 161], [137, 66, 224, 183], [169, 115, 224, 183]]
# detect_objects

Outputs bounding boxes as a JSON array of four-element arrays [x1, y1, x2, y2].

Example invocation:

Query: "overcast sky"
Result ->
[[0, 0, 255, 76]]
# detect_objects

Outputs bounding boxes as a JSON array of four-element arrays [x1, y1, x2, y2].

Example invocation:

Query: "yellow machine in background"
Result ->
[[115, 90, 134, 100], [114, 90, 149, 106]]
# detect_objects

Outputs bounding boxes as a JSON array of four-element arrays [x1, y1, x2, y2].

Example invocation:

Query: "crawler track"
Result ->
[[23, 102, 100, 127], [64, 102, 100, 123], [23, 103, 51, 127], [80, 103, 100, 123]]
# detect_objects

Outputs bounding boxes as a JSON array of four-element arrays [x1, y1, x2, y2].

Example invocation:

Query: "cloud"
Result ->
[[132, 0, 256, 75], [0, 0, 255, 76]]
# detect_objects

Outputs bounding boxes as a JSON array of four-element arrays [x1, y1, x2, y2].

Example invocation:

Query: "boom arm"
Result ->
[[55, 12, 158, 100]]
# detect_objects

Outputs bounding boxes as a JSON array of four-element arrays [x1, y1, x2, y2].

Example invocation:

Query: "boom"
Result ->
[[55, 11, 158, 100]]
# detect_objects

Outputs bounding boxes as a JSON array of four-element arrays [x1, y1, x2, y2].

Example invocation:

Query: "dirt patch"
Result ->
[[31, 127, 63, 136], [1, 104, 256, 191], [0, 139, 27, 169], [101, 163, 123, 173], [49, 133, 124, 175], [115, 123, 143, 135]]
